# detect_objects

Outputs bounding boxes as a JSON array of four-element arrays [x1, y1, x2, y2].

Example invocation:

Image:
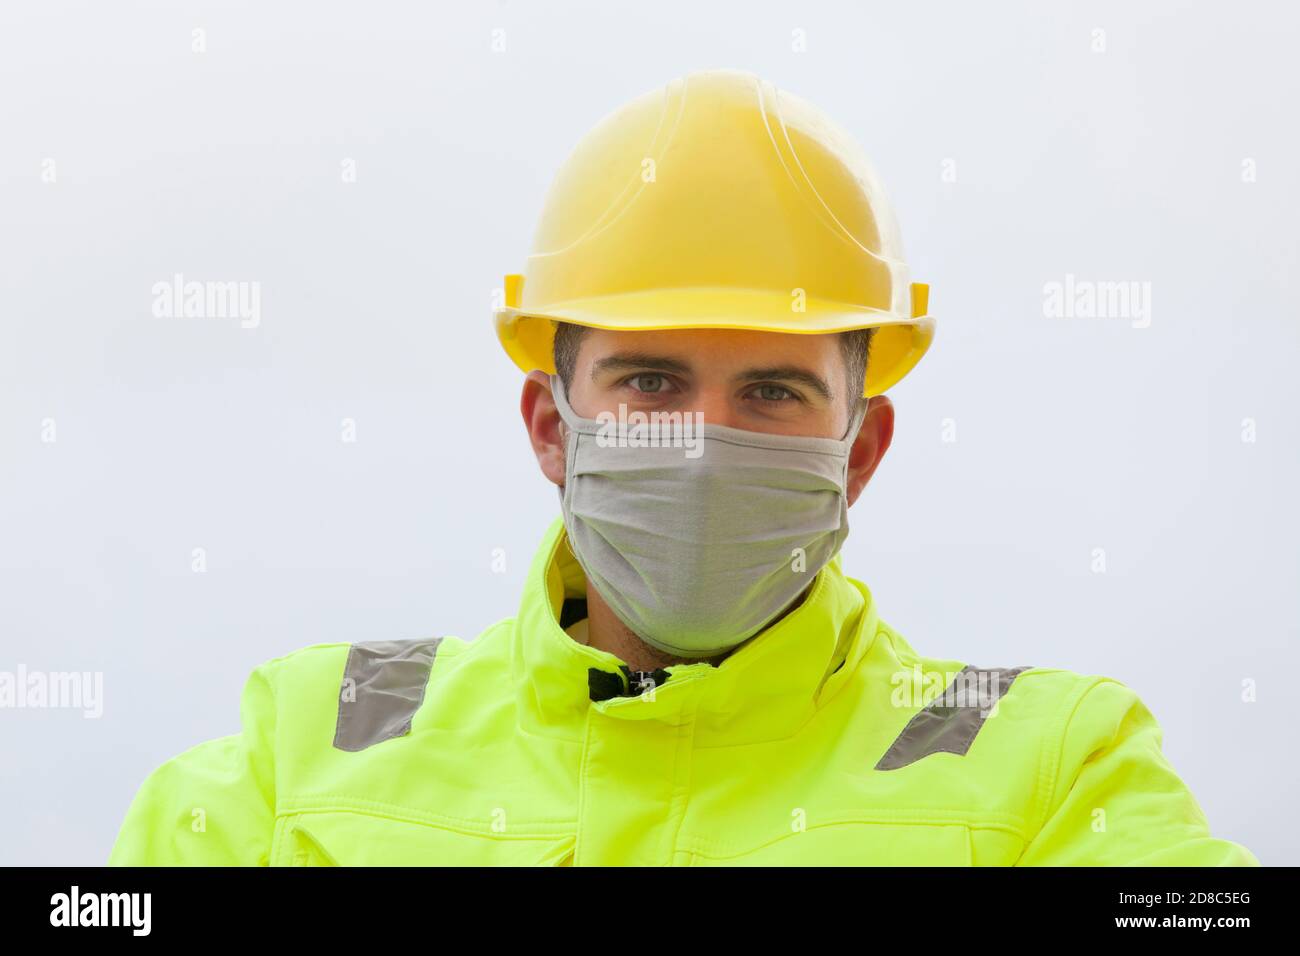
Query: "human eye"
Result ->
[[623, 373, 674, 395], [748, 383, 800, 405]]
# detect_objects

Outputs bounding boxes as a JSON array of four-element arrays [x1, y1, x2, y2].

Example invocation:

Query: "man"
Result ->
[[109, 70, 1258, 866]]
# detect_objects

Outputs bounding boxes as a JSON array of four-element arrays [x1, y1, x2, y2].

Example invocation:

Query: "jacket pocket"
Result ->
[[273, 810, 575, 866], [683, 821, 975, 866], [285, 821, 341, 866]]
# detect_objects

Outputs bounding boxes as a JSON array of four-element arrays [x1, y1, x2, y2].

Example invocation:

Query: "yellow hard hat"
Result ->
[[494, 69, 934, 397]]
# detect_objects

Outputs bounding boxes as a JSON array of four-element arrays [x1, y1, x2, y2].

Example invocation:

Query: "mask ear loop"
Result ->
[[837, 398, 871, 490], [548, 373, 569, 441], [549, 372, 602, 437], [549, 373, 570, 423], [841, 396, 870, 444], [548, 374, 574, 501]]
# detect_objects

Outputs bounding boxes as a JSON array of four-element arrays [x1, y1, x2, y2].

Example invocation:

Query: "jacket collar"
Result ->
[[511, 517, 879, 745]]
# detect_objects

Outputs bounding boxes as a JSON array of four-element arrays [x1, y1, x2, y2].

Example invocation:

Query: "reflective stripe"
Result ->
[[332, 639, 443, 752], [873, 665, 1032, 771]]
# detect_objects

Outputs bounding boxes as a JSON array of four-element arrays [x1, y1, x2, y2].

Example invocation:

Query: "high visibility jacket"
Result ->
[[109, 517, 1259, 866]]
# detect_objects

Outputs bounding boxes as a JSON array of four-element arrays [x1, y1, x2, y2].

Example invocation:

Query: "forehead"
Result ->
[[575, 327, 843, 373]]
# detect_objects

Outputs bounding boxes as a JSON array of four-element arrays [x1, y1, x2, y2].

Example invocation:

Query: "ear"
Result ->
[[521, 370, 566, 487], [846, 395, 894, 507]]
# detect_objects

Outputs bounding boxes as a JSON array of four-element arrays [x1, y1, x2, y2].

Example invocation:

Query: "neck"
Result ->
[[581, 575, 813, 672], [582, 581, 728, 670]]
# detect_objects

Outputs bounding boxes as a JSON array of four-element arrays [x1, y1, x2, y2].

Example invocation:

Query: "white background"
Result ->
[[1, 0, 1296, 865]]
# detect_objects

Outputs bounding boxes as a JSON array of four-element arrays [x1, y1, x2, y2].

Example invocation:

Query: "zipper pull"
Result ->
[[627, 669, 669, 697]]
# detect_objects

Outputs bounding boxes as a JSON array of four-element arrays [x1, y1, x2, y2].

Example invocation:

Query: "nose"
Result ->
[[687, 387, 744, 430]]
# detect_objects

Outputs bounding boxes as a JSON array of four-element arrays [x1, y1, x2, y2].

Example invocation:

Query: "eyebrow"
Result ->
[[590, 353, 693, 378]]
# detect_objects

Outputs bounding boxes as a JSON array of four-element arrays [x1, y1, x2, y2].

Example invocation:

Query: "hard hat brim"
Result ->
[[495, 287, 934, 397]]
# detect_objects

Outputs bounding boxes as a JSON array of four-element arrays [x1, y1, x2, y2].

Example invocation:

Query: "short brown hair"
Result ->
[[552, 322, 874, 414]]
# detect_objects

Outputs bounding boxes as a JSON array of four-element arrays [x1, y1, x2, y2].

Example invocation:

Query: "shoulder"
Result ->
[[871, 617, 1108, 719], [868, 620, 1149, 769], [239, 625, 511, 744], [253, 632, 480, 690], [892, 621, 1125, 708]]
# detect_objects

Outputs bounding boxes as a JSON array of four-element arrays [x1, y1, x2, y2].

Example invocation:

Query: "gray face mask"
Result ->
[[550, 373, 868, 658]]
